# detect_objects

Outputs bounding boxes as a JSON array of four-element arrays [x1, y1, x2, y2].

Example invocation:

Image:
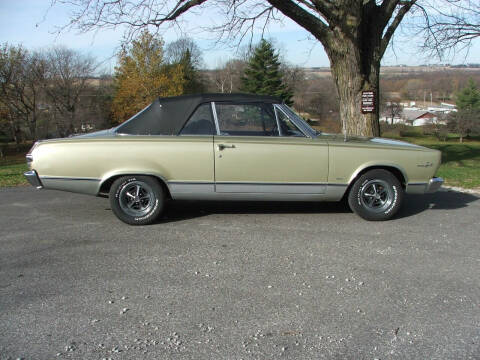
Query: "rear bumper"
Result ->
[[24, 170, 43, 189], [426, 177, 443, 193]]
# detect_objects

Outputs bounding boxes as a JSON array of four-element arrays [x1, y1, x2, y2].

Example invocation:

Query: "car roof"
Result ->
[[116, 93, 282, 136], [157, 93, 282, 104]]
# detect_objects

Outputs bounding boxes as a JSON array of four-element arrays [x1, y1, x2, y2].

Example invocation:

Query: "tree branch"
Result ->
[[380, 0, 417, 56], [266, 0, 331, 44]]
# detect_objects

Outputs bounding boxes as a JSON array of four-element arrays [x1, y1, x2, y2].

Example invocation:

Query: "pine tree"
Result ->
[[449, 79, 480, 142], [178, 48, 204, 94], [456, 79, 480, 111], [240, 39, 293, 105]]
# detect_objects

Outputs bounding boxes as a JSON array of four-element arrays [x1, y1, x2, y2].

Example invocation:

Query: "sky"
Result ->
[[1, 0, 479, 72]]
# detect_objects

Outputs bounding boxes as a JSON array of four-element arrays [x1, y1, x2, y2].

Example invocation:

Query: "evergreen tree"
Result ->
[[456, 79, 480, 111], [240, 39, 293, 105], [449, 79, 480, 142], [178, 48, 204, 94]]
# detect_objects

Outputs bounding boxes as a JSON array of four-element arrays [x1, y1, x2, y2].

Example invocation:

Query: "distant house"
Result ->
[[412, 112, 439, 126]]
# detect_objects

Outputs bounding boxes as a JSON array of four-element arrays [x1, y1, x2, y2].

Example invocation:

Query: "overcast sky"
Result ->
[[1, 0, 479, 72]]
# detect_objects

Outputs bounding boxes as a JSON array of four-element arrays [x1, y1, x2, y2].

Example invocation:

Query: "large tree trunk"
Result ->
[[327, 41, 381, 137]]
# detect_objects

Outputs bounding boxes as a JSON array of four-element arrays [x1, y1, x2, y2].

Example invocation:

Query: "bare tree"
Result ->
[[420, 0, 480, 57], [165, 37, 203, 68], [212, 59, 246, 93], [40, 47, 97, 136], [384, 101, 403, 124], [0, 44, 46, 140]]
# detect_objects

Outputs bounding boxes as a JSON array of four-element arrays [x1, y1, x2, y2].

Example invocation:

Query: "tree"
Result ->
[[178, 49, 205, 94], [0, 44, 45, 140], [166, 38, 205, 94], [112, 30, 184, 123], [456, 79, 480, 110], [212, 59, 246, 94], [54, 0, 480, 136], [240, 39, 293, 105], [165, 37, 203, 68], [384, 101, 403, 125], [420, 1, 480, 57], [40, 47, 97, 136], [448, 79, 480, 142]]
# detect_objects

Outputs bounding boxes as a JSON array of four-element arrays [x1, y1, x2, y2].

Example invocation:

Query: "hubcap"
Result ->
[[360, 179, 394, 213], [119, 181, 155, 217]]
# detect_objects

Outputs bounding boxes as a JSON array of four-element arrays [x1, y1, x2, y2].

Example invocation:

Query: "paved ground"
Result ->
[[0, 187, 479, 360]]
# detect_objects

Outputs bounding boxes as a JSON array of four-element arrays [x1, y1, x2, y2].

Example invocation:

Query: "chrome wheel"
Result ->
[[359, 179, 394, 213], [118, 181, 155, 217]]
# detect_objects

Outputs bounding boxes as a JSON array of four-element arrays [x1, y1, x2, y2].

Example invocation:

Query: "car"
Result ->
[[24, 93, 443, 225]]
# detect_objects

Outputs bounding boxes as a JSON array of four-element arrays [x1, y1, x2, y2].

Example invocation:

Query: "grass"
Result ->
[[382, 130, 480, 189], [1, 134, 479, 189], [0, 162, 28, 187], [414, 143, 479, 189]]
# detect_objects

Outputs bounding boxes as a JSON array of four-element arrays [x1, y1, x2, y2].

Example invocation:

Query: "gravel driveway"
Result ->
[[0, 187, 479, 359]]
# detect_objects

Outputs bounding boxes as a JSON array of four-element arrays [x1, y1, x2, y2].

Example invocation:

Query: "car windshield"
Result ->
[[280, 104, 318, 137]]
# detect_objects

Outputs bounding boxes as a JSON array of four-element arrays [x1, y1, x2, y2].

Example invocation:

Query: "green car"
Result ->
[[24, 93, 442, 225]]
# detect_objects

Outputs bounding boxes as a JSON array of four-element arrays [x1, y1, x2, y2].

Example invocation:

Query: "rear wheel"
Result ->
[[109, 176, 164, 225], [348, 169, 403, 221]]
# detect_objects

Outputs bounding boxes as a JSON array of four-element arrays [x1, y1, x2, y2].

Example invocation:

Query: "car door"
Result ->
[[213, 102, 328, 194]]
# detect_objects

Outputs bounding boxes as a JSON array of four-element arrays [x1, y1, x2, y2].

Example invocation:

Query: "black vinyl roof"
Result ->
[[116, 93, 282, 136]]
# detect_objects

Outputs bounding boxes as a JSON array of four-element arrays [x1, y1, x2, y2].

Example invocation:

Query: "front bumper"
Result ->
[[24, 170, 43, 189], [426, 177, 443, 193]]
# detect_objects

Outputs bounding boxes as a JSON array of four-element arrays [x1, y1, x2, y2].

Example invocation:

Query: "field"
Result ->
[[1, 135, 479, 190]]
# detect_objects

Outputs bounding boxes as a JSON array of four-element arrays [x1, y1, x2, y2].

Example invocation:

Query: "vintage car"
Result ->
[[24, 93, 443, 225]]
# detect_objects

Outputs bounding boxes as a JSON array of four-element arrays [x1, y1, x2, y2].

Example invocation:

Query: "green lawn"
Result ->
[[0, 162, 28, 187], [382, 131, 480, 189]]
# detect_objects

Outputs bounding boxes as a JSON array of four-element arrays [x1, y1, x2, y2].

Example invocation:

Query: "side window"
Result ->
[[275, 107, 305, 137], [215, 103, 278, 136], [179, 103, 215, 135]]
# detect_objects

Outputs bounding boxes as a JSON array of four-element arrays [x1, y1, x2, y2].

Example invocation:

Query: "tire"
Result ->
[[109, 176, 164, 225], [347, 169, 403, 221]]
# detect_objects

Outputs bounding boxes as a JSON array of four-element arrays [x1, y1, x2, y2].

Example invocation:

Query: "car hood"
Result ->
[[322, 134, 424, 149]]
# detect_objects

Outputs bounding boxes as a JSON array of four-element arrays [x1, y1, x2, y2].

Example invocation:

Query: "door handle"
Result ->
[[217, 144, 236, 150]]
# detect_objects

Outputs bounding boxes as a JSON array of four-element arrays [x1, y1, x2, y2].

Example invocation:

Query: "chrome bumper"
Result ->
[[426, 177, 443, 193], [24, 170, 43, 189]]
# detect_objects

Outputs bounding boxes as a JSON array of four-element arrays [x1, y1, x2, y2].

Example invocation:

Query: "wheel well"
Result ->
[[98, 174, 172, 199], [342, 166, 406, 200]]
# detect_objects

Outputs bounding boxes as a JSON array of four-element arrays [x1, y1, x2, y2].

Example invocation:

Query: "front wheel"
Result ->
[[109, 176, 165, 225], [347, 169, 403, 221]]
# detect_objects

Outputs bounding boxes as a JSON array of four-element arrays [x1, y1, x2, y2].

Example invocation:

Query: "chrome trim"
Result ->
[[279, 104, 317, 138], [163, 181, 348, 201], [39, 176, 100, 195], [274, 104, 308, 138], [426, 177, 443, 193], [24, 170, 43, 189], [211, 102, 221, 135], [40, 176, 101, 182], [274, 105, 283, 136], [168, 182, 215, 197], [215, 182, 327, 194]]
